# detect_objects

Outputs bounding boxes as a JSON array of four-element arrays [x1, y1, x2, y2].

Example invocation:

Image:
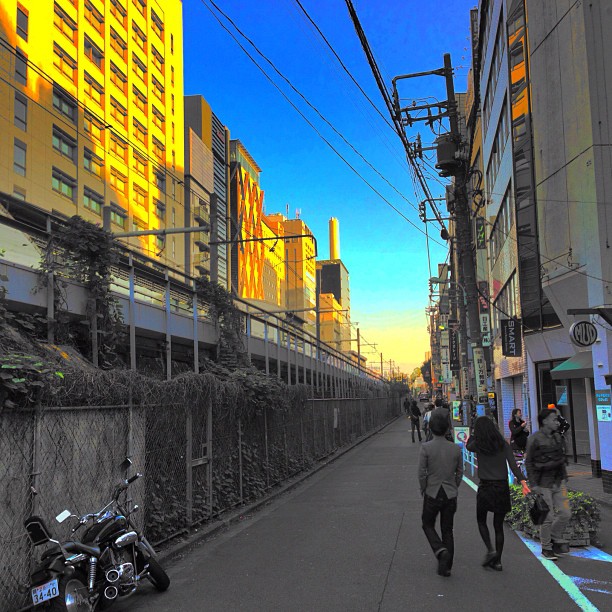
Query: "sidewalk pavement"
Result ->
[[566, 462, 612, 507]]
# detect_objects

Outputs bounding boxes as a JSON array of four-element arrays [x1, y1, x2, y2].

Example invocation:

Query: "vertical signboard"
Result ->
[[473, 346, 488, 397], [501, 319, 522, 357], [596, 389, 612, 422], [476, 217, 486, 249], [480, 313, 491, 347], [449, 330, 460, 371], [478, 281, 489, 312]]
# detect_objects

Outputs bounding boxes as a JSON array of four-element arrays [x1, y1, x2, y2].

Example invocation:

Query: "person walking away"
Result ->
[[466, 417, 530, 571], [525, 409, 572, 560], [403, 397, 410, 416], [423, 405, 432, 441], [418, 408, 463, 577], [509, 408, 529, 451], [410, 400, 422, 443]]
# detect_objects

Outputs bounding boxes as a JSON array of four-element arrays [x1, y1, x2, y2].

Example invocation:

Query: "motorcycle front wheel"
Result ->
[[146, 557, 170, 592], [48, 571, 94, 612]]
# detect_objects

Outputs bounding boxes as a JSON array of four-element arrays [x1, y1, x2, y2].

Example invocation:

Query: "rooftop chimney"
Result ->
[[329, 217, 340, 260]]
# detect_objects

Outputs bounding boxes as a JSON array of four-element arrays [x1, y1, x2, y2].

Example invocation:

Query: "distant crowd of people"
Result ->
[[406, 393, 571, 576]]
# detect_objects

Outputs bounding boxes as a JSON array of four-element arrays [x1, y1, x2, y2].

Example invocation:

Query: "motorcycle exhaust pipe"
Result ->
[[106, 569, 120, 583], [104, 585, 119, 600]]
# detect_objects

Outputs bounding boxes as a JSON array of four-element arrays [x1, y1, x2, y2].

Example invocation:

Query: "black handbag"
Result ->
[[529, 493, 550, 525]]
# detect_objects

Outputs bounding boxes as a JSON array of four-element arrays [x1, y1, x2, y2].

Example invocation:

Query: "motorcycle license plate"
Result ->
[[31, 578, 59, 605]]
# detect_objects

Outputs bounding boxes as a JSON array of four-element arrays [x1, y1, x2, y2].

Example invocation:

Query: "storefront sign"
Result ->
[[476, 217, 486, 249], [569, 321, 598, 347], [555, 385, 568, 406], [452, 400, 461, 420], [454, 426, 470, 446], [596, 389, 611, 422], [449, 330, 460, 371], [478, 281, 489, 312], [473, 346, 488, 396], [480, 313, 491, 347], [501, 319, 522, 357], [488, 392, 498, 418]]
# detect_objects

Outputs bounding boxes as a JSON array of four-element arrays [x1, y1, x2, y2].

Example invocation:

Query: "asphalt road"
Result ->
[[113, 417, 612, 612]]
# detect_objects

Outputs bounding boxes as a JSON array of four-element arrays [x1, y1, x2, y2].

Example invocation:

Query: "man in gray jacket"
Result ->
[[418, 408, 464, 577]]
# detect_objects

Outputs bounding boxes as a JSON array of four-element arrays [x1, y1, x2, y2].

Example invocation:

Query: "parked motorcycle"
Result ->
[[23, 461, 169, 610]]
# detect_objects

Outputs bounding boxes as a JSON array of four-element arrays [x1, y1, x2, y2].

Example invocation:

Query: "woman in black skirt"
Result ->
[[466, 417, 530, 570]]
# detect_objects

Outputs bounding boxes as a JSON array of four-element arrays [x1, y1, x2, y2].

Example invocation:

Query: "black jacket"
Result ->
[[508, 417, 529, 450]]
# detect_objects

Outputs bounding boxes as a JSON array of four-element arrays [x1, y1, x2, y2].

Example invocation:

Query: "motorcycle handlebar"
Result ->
[[127, 472, 142, 485]]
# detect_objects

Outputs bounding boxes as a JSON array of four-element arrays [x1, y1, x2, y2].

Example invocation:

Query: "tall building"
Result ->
[[0, 0, 186, 271], [229, 139, 264, 300], [317, 218, 350, 352], [475, 0, 612, 486], [184, 95, 230, 282]]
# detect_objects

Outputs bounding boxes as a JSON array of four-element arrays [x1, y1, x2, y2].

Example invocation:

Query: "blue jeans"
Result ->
[[422, 487, 457, 566]]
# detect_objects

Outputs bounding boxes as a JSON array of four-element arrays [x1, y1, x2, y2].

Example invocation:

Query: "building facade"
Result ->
[[0, 0, 186, 271]]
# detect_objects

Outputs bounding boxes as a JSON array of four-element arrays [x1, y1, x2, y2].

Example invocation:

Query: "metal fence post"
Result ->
[[31, 405, 43, 516], [238, 417, 244, 504], [207, 394, 213, 517], [186, 403, 193, 525], [264, 408, 270, 489]]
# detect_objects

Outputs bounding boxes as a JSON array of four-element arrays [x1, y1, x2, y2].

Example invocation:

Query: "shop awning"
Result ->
[[550, 351, 593, 380]]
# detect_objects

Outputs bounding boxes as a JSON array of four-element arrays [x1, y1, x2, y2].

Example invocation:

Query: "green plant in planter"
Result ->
[[506, 484, 600, 545]]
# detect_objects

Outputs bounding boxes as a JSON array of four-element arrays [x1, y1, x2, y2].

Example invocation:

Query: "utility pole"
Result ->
[[392, 53, 486, 405], [441, 53, 485, 403]]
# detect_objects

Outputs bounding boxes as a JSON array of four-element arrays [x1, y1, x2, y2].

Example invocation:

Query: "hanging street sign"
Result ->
[[569, 321, 598, 347], [501, 319, 522, 357]]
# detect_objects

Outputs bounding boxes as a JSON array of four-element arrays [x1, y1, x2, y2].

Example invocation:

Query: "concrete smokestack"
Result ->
[[329, 217, 340, 260]]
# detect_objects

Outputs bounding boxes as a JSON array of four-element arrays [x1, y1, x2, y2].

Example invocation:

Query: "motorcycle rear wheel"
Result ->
[[146, 557, 170, 592], [47, 571, 94, 612]]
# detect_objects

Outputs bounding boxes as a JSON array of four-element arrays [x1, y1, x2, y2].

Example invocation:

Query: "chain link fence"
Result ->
[[1, 394, 399, 610]]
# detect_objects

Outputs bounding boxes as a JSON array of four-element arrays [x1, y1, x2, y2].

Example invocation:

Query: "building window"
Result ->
[[52, 126, 77, 161], [110, 28, 127, 60], [13, 187, 26, 201], [110, 0, 127, 27], [84, 1, 104, 35], [13, 138, 26, 176], [132, 216, 144, 231], [152, 137, 165, 163], [15, 48, 27, 85], [14, 92, 27, 130], [151, 46, 164, 72], [171, 93, 175, 114], [52, 167, 76, 201], [84, 112, 103, 142], [83, 187, 103, 215], [84, 148, 103, 177], [132, 152, 147, 177], [52, 85, 77, 123], [54, 3, 77, 44], [84, 72, 104, 106], [133, 55, 147, 83], [110, 206, 126, 228], [84, 36, 104, 70], [133, 85, 147, 113], [155, 234, 165, 251], [17, 4, 28, 41], [110, 134, 128, 162], [152, 106, 164, 129], [151, 9, 163, 40], [110, 97, 127, 128], [53, 43, 77, 83], [133, 0, 146, 17], [132, 21, 146, 51], [110, 167, 127, 195], [134, 185, 147, 207], [133, 118, 147, 144], [151, 76, 164, 103], [154, 170, 165, 192], [110, 62, 127, 93], [154, 198, 165, 220]]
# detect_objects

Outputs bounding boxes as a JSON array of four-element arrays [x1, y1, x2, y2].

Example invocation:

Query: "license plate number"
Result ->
[[31, 579, 59, 605]]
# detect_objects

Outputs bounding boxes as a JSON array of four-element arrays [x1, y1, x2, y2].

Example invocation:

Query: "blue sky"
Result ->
[[182, 0, 476, 374]]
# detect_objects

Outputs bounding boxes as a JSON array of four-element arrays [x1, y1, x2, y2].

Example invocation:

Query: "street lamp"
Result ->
[[429, 277, 467, 306]]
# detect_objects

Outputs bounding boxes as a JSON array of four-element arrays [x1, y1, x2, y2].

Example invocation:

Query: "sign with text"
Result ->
[[501, 319, 522, 357], [476, 217, 486, 249], [480, 313, 491, 347], [449, 330, 460, 371], [596, 389, 611, 422], [473, 346, 488, 396], [478, 281, 489, 312], [569, 321, 598, 347], [454, 426, 470, 446]]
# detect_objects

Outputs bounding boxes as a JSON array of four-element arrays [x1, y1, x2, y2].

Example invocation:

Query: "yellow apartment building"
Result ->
[[0, 0, 186, 272], [318, 291, 344, 349], [261, 213, 285, 308]]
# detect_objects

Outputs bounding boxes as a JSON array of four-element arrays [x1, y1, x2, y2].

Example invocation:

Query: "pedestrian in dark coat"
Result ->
[[410, 400, 422, 443], [418, 409, 463, 577], [508, 408, 529, 451], [466, 417, 530, 571]]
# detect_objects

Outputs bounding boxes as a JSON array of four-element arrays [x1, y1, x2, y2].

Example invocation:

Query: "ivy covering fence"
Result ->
[[0, 367, 399, 610]]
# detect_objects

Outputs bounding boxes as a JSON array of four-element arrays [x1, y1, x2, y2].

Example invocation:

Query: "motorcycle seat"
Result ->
[[64, 541, 101, 558]]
